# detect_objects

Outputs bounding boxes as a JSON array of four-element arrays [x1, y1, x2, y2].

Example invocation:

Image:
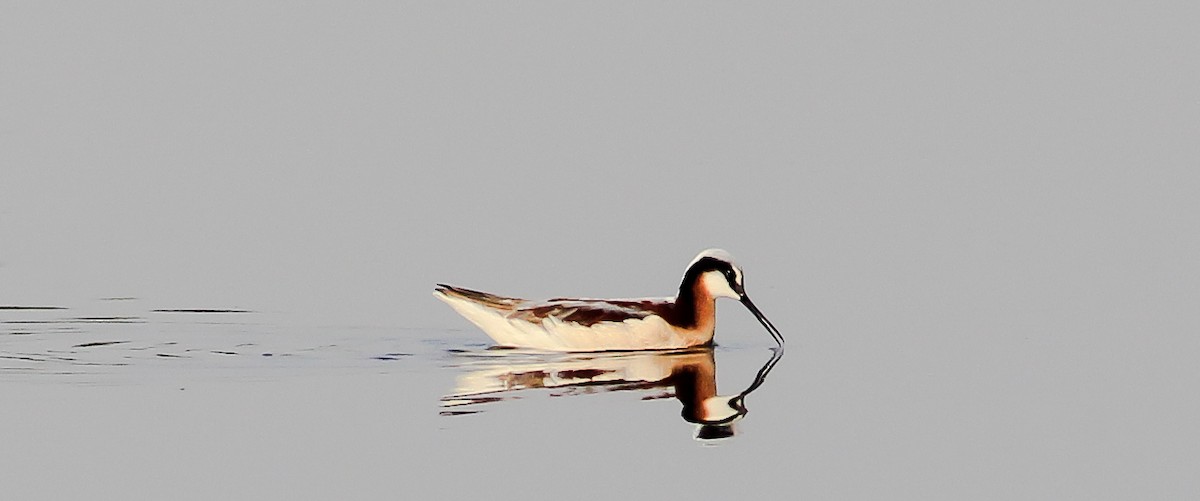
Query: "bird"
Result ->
[[433, 249, 784, 352]]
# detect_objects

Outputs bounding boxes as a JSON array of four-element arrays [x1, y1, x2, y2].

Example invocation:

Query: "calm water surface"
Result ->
[[3, 293, 1195, 499], [1, 298, 803, 498]]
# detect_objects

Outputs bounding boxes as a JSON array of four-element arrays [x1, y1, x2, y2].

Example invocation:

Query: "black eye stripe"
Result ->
[[687, 257, 740, 283]]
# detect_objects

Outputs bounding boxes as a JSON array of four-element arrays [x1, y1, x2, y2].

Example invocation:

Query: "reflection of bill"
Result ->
[[441, 346, 784, 441]]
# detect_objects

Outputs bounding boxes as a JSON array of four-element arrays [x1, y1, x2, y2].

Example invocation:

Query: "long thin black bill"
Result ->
[[740, 296, 785, 347]]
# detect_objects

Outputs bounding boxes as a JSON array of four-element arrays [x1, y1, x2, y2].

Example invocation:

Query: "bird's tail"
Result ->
[[433, 284, 524, 312]]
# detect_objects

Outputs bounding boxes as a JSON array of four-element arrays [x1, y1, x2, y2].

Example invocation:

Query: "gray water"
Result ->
[[3, 2, 1199, 499]]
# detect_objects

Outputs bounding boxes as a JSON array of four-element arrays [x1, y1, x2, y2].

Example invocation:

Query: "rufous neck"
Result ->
[[675, 277, 716, 330]]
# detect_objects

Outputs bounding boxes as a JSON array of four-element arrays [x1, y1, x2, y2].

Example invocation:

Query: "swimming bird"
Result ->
[[433, 249, 784, 352]]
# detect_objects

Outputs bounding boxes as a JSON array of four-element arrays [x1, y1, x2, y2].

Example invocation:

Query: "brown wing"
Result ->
[[508, 298, 675, 327]]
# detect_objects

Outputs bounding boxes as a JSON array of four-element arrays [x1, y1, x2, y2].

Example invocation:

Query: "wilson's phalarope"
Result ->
[[433, 249, 784, 352]]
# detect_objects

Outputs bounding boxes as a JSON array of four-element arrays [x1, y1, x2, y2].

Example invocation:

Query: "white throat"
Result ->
[[700, 271, 739, 299]]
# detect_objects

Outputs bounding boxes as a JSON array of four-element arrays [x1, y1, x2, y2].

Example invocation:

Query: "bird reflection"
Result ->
[[441, 345, 784, 441]]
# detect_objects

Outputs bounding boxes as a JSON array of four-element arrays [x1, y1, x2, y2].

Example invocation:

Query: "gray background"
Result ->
[[2, 1, 1199, 499]]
